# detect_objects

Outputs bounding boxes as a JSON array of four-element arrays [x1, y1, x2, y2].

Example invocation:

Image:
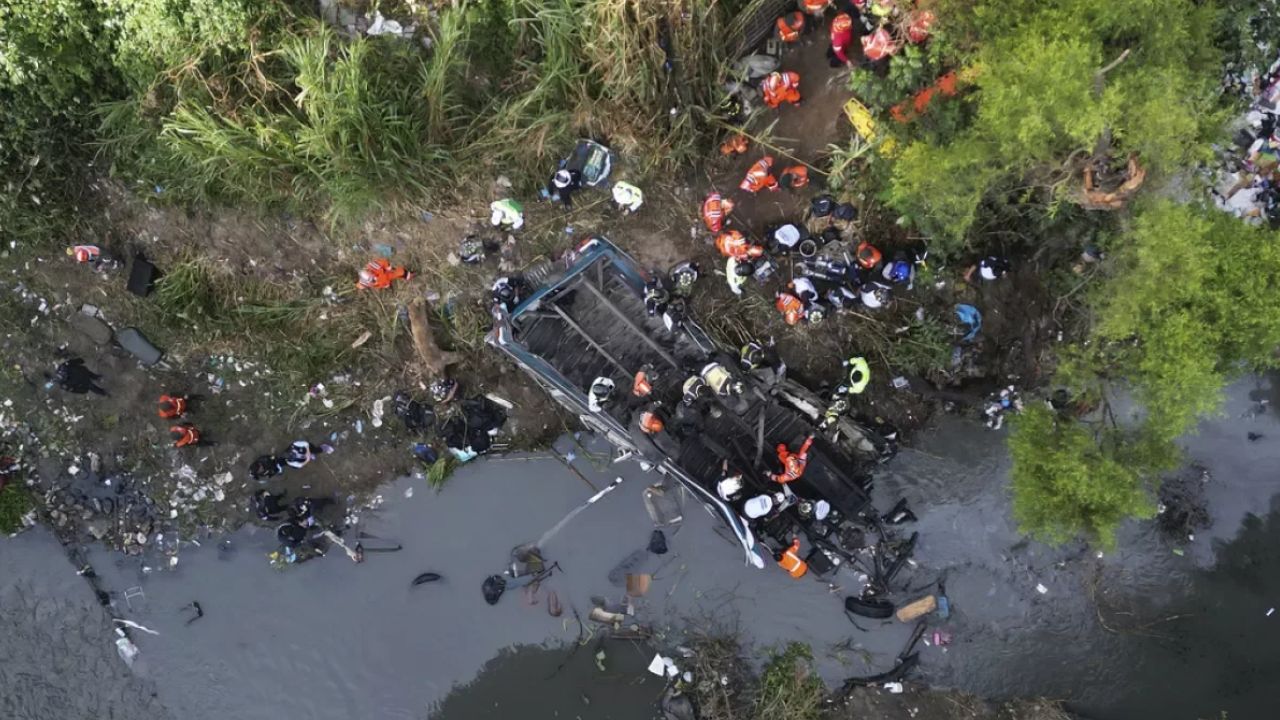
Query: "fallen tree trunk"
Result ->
[[408, 297, 462, 377]]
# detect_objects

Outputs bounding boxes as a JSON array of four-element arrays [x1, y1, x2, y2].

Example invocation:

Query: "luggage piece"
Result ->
[[70, 313, 113, 345], [116, 327, 163, 366], [127, 255, 160, 297]]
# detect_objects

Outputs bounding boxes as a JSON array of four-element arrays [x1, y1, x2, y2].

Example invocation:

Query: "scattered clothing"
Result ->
[[489, 199, 525, 231], [611, 181, 644, 214], [357, 258, 412, 290], [55, 358, 106, 395]]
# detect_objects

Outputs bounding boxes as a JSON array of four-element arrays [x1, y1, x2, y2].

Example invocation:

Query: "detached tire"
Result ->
[[845, 595, 895, 619]]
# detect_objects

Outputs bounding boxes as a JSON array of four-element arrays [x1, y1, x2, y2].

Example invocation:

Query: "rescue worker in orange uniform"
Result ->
[[800, 0, 830, 19], [761, 71, 802, 109], [639, 406, 665, 434], [740, 156, 779, 193], [776, 11, 805, 43], [773, 435, 814, 484], [702, 192, 736, 232], [356, 258, 413, 290], [779, 165, 809, 190], [719, 134, 750, 156], [855, 241, 883, 270], [633, 369, 655, 398], [157, 394, 188, 419], [861, 26, 897, 62], [828, 13, 856, 66], [776, 537, 809, 579], [170, 424, 201, 448], [775, 291, 806, 326], [716, 231, 765, 261]]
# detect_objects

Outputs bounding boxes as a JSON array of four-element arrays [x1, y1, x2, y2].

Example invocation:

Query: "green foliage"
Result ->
[[848, 44, 940, 110], [886, 313, 953, 376], [425, 455, 457, 490], [753, 643, 824, 720], [1009, 406, 1158, 549], [886, 0, 1222, 248], [0, 484, 34, 534]]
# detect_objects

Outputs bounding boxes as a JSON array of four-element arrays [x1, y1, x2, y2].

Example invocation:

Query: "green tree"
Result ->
[[886, 0, 1221, 251]]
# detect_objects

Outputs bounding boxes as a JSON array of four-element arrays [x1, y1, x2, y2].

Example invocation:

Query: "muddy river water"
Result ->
[[2, 380, 1278, 720]]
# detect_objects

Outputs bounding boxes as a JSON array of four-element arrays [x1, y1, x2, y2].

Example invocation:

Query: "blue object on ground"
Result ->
[[954, 304, 982, 343]]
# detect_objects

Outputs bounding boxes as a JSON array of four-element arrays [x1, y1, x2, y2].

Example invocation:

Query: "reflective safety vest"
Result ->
[[640, 410, 664, 434], [773, 436, 814, 484], [862, 27, 898, 61], [702, 193, 735, 232], [801, 0, 829, 16], [157, 394, 187, 419], [780, 165, 809, 190], [357, 258, 410, 290], [171, 425, 200, 448], [633, 370, 654, 397], [776, 12, 804, 42], [726, 257, 749, 295], [762, 72, 802, 109], [70, 245, 101, 264], [700, 363, 735, 396], [778, 538, 809, 579], [612, 182, 643, 212], [775, 292, 806, 325], [716, 231, 763, 260], [740, 156, 779, 193], [844, 356, 871, 394]]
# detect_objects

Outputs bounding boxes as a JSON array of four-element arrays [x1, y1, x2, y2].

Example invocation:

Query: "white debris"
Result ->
[[404, 486, 414, 499], [883, 682, 904, 694], [1035, 583, 1049, 595]]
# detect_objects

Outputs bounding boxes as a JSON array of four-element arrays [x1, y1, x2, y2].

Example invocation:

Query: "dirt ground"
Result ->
[[835, 686, 1076, 720], [0, 22, 1054, 552]]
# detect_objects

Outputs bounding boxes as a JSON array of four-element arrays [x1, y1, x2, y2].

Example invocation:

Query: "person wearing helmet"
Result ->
[[588, 376, 616, 412], [826, 285, 858, 311], [356, 258, 413, 290], [740, 156, 779, 193], [790, 276, 819, 304], [644, 276, 670, 317], [633, 366, 656, 397], [776, 11, 805, 43], [726, 256, 752, 296], [430, 377, 460, 404], [157, 393, 188, 419], [779, 165, 809, 190], [681, 376, 709, 406], [169, 423, 201, 448], [719, 134, 750, 156], [855, 241, 882, 270], [717, 462, 745, 501], [548, 167, 582, 208], [612, 181, 644, 214], [828, 12, 856, 66], [700, 362, 742, 397], [769, 222, 805, 254], [761, 71, 802, 109], [805, 303, 828, 325], [821, 396, 851, 430], [839, 356, 871, 395], [772, 435, 814, 484], [810, 194, 836, 218], [662, 297, 688, 331], [776, 537, 809, 579], [489, 199, 525, 231], [491, 275, 529, 313], [882, 257, 915, 288], [701, 192, 736, 232], [639, 404, 666, 434], [716, 230, 765, 261], [669, 261, 700, 296], [859, 282, 890, 309], [776, 291, 806, 325]]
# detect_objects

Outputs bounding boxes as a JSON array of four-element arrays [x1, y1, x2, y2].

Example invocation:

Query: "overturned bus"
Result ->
[[488, 237, 887, 573]]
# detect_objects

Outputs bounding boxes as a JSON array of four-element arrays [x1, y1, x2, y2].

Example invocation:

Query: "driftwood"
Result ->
[[408, 297, 461, 377], [1082, 154, 1146, 210]]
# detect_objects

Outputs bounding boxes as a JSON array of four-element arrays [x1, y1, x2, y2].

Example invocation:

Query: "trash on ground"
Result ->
[[883, 682, 904, 694], [1035, 583, 1049, 594], [895, 594, 937, 622]]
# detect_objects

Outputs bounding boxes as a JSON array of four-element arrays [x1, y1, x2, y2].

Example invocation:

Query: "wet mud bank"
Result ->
[[3, 381, 1278, 720]]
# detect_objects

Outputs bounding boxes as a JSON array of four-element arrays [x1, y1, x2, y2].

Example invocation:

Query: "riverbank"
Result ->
[[5, 379, 1277, 720]]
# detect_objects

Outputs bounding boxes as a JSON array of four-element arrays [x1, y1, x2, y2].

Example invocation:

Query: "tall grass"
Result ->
[[95, 0, 746, 220]]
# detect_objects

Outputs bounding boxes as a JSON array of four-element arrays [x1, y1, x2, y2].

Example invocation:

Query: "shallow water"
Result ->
[[3, 380, 1278, 720]]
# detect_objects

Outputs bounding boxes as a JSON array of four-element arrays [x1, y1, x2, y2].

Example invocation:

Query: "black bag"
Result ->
[[648, 529, 668, 555], [127, 255, 160, 297], [834, 202, 858, 221], [810, 194, 835, 218], [482, 574, 507, 605]]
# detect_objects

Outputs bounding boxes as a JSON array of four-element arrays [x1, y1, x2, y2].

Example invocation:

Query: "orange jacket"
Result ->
[[862, 27, 898, 61], [702, 193, 735, 232], [740, 156, 779, 193], [70, 245, 101, 264], [776, 12, 804, 42], [775, 292, 806, 326], [801, 0, 829, 16], [357, 258, 410, 290], [856, 241, 882, 269], [633, 370, 654, 397], [716, 231, 764, 261], [719, 134, 749, 156], [778, 538, 809, 578], [762, 72, 802, 109], [780, 165, 809, 190], [157, 394, 187, 419], [170, 425, 200, 448], [773, 436, 814, 483], [907, 10, 936, 44]]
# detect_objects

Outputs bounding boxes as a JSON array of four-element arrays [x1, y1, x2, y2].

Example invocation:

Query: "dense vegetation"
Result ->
[[3, 0, 1279, 547]]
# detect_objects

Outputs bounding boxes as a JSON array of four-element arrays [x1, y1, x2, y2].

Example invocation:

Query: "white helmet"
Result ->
[[744, 494, 774, 519], [554, 170, 573, 189]]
